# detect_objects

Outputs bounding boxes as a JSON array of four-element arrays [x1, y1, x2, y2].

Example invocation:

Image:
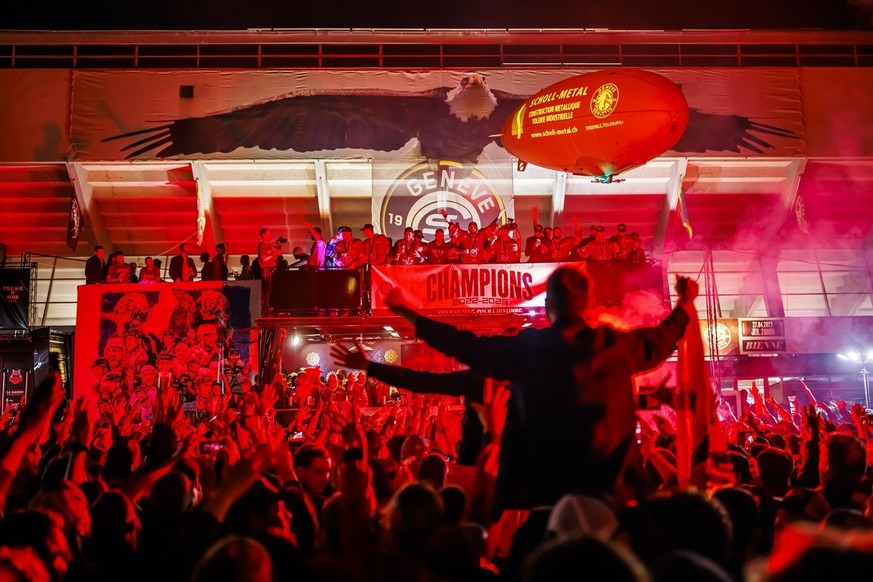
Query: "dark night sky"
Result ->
[[4, 0, 872, 31]]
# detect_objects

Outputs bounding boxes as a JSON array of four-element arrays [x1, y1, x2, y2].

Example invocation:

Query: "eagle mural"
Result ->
[[103, 72, 797, 163]]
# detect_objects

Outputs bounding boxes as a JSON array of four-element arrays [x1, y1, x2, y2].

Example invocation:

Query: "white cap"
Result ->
[[546, 494, 618, 542]]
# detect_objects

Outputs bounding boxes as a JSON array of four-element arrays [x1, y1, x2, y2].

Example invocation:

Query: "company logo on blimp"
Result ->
[[591, 83, 619, 119], [380, 162, 506, 243]]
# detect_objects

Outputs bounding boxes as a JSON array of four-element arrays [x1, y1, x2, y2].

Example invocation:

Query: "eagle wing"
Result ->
[[672, 108, 798, 154], [103, 89, 447, 159]]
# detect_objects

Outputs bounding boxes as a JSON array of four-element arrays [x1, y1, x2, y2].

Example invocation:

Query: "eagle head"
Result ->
[[445, 73, 498, 122]]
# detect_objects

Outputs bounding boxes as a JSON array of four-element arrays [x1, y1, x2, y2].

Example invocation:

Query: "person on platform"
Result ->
[[305, 223, 327, 269], [138, 256, 162, 283], [211, 243, 229, 281], [570, 224, 599, 260], [325, 226, 362, 269], [257, 228, 282, 281], [462, 221, 490, 264], [626, 232, 647, 264], [524, 224, 551, 263], [425, 228, 451, 264], [85, 245, 106, 284], [199, 252, 213, 281], [610, 223, 634, 261], [105, 250, 132, 283], [238, 255, 254, 280], [169, 243, 197, 282], [392, 227, 419, 265], [289, 247, 311, 269], [488, 224, 520, 264], [128, 262, 140, 283], [383, 267, 699, 518], [360, 223, 391, 267], [550, 226, 573, 261], [437, 209, 470, 264], [581, 225, 617, 262]]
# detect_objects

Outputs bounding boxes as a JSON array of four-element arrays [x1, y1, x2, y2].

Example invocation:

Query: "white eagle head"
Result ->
[[446, 73, 498, 122]]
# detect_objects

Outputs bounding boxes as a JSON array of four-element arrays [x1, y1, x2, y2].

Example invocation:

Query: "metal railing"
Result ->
[[2, 30, 872, 69]]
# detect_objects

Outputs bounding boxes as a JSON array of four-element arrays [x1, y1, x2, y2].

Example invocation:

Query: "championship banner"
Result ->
[[73, 281, 260, 401], [370, 262, 582, 316], [0, 268, 30, 332], [70, 68, 805, 162]]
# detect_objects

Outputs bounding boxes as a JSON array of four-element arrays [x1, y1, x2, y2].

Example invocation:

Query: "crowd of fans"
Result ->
[[50, 213, 873, 582], [3, 339, 873, 581]]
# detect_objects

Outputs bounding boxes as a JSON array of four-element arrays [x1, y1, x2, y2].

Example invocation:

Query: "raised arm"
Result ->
[[330, 340, 480, 398], [385, 286, 524, 380], [0, 371, 65, 513], [623, 276, 696, 373]]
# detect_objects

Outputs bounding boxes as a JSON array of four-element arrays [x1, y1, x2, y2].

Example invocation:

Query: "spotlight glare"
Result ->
[[291, 334, 302, 347], [838, 354, 849, 361]]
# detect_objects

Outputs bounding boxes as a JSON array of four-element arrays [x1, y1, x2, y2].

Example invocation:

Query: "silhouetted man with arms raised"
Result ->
[[385, 267, 699, 517]]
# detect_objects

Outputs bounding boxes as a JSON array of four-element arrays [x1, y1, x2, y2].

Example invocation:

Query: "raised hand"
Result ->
[[163, 390, 183, 428], [470, 378, 510, 437], [802, 405, 821, 442], [71, 397, 93, 448], [257, 377, 279, 419], [329, 340, 370, 370], [851, 402, 867, 424], [17, 370, 65, 441], [340, 402, 367, 451], [385, 286, 409, 312]]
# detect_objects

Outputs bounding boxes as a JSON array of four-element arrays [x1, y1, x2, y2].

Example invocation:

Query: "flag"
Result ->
[[677, 186, 693, 240], [794, 193, 810, 234], [195, 185, 207, 247], [66, 190, 83, 251], [674, 302, 723, 489]]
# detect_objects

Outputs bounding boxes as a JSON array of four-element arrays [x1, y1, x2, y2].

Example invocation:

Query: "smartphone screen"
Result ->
[[199, 441, 223, 454]]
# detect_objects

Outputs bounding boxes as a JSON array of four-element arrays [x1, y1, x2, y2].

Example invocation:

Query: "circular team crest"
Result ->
[[380, 162, 506, 244], [590, 83, 619, 119], [705, 322, 733, 352]]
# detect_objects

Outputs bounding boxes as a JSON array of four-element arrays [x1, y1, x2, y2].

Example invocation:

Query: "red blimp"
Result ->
[[501, 69, 688, 182]]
